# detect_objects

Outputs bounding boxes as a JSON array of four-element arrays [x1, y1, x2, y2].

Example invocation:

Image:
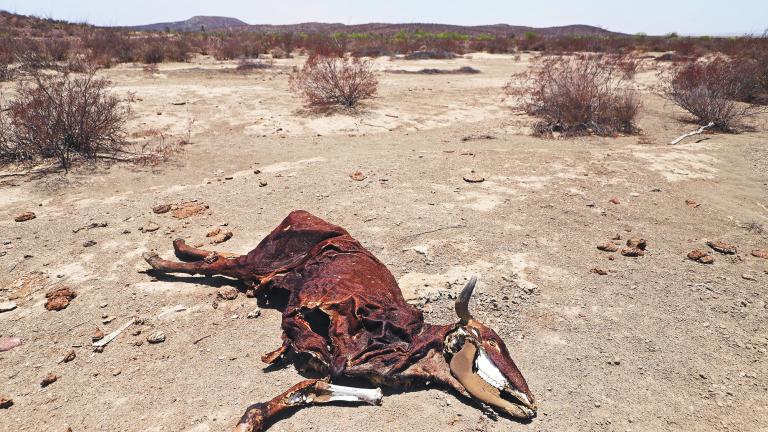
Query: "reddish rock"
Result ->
[[685, 199, 701, 208], [621, 247, 645, 257], [171, 202, 209, 219], [608, 197, 621, 205], [688, 249, 714, 264], [40, 373, 59, 387], [217, 287, 239, 301], [152, 204, 172, 214], [706, 241, 737, 255], [350, 170, 367, 181], [597, 242, 619, 252], [751, 249, 768, 259], [14, 212, 36, 222], [626, 238, 647, 250], [45, 287, 77, 311]]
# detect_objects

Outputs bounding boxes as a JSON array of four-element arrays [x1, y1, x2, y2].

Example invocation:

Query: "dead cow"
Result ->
[[143, 210, 536, 431]]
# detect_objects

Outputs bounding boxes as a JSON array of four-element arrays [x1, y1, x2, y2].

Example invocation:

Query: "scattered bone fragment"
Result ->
[[171, 202, 209, 219], [92, 319, 134, 350], [597, 242, 619, 252], [0, 301, 17, 313], [0, 397, 13, 409], [41, 373, 59, 387], [247, 308, 262, 319], [688, 249, 714, 264], [0, 337, 22, 352], [82, 240, 97, 247], [14, 212, 36, 222], [706, 241, 737, 255], [146, 332, 166, 344], [45, 287, 77, 311], [158, 304, 187, 320], [742, 273, 756, 281], [350, 170, 367, 181], [751, 249, 768, 259]]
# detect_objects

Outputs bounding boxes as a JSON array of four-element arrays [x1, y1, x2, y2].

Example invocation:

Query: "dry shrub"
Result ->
[[235, 58, 273, 72], [506, 55, 641, 137], [0, 69, 131, 171], [289, 55, 377, 108], [663, 58, 768, 131]]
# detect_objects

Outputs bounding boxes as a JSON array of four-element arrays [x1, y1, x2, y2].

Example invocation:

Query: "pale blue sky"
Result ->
[[1, 0, 765, 36]]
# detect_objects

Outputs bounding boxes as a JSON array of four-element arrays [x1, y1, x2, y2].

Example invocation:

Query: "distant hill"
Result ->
[[129, 16, 248, 32], [127, 16, 626, 37]]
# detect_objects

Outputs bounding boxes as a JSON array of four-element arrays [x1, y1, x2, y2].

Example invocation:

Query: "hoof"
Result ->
[[142, 251, 160, 263]]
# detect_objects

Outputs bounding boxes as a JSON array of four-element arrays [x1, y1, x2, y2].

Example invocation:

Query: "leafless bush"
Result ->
[[289, 55, 378, 108], [662, 58, 768, 131], [506, 55, 641, 137], [1, 70, 131, 171]]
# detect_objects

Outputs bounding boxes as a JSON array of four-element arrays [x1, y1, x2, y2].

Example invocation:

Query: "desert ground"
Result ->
[[1, 53, 767, 432]]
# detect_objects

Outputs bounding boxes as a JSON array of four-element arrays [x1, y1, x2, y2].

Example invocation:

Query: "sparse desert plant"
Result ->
[[662, 58, 768, 131], [2, 69, 131, 171], [506, 54, 641, 137], [289, 54, 378, 108]]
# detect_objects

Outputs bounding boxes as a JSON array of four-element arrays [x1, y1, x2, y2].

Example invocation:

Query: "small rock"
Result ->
[[629, 192, 640, 197], [608, 197, 621, 205], [207, 228, 233, 245], [591, 268, 608, 276], [247, 308, 261, 319], [0, 301, 17, 313], [61, 350, 76, 363], [147, 332, 166, 344], [621, 247, 644, 257], [0, 397, 13, 409], [139, 222, 160, 233], [152, 204, 172, 214], [217, 287, 239, 301], [688, 249, 714, 264], [750, 249, 768, 260], [350, 170, 367, 181], [462, 171, 485, 183], [82, 240, 97, 248], [41, 373, 59, 387], [707, 241, 737, 255], [92, 327, 105, 342], [626, 238, 647, 250], [685, 199, 700, 208], [742, 273, 756, 281], [594, 401, 601, 408], [102, 316, 116, 324], [171, 202, 209, 219], [112, 369, 121, 376], [14, 212, 36, 222], [0, 337, 22, 352], [253, 169, 261, 174], [45, 287, 77, 311], [597, 242, 619, 252], [259, 181, 268, 187]]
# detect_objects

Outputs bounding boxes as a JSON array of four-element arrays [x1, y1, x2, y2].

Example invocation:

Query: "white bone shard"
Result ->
[[316, 383, 383, 405]]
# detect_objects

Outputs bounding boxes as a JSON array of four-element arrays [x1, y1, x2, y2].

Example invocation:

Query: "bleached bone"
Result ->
[[92, 319, 134, 349], [669, 122, 715, 145], [312, 382, 383, 405]]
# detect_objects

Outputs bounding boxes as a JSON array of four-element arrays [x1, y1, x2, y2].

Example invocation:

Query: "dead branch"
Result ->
[[669, 122, 715, 145]]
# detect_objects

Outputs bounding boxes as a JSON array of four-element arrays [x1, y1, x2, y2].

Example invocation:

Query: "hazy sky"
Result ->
[[0, 0, 765, 36]]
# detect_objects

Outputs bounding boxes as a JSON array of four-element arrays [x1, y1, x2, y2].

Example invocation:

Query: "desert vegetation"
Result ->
[[289, 54, 378, 108], [662, 58, 768, 131], [0, 69, 131, 171], [506, 55, 642, 137]]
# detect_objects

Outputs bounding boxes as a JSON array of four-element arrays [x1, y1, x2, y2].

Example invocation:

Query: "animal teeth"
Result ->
[[475, 349, 508, 391]]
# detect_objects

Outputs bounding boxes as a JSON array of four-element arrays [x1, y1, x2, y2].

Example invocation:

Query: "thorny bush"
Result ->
[[0, 69, 131, 171], [662, 58, 768, 131], [289, 54, 378, 108], [506, 55, 641, 137]]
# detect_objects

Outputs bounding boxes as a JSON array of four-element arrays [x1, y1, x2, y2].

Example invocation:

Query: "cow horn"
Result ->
[[455, 276, 477, 323]]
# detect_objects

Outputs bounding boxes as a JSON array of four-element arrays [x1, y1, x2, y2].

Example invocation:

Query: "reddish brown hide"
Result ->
[[143, 210, 535, 431]]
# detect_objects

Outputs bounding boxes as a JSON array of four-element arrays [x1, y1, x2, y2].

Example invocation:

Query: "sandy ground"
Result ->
[[1, 54, 768, 432]]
